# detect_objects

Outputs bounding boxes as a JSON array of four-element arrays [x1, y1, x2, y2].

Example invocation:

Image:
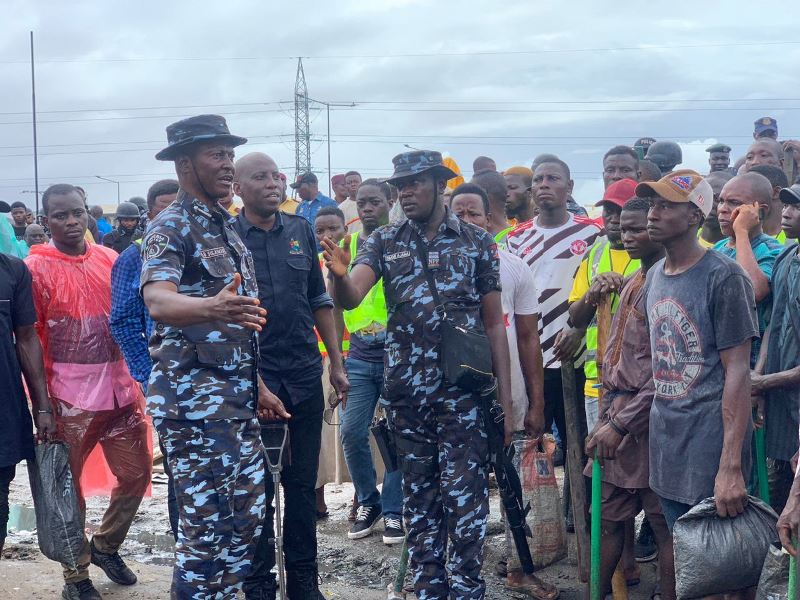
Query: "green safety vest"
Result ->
[[494, 225, 514, 250], [584, 240, 640, 381], [342, 232, 387, 332]]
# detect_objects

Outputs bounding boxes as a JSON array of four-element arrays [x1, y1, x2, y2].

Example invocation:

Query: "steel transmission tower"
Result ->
[[294, 57, 312, 177]]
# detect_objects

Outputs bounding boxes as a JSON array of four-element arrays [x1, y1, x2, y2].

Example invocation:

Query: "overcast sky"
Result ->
[[2, 0, 799, 213]]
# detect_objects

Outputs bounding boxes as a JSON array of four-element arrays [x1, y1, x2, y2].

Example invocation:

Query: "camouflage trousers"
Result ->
[[389, 389, 489, 600], [154, 417, 266, 600]]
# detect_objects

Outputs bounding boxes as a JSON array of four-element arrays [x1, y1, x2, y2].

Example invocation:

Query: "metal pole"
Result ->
[[327, 103, 332, 198], [30, 31, 39, 217], [116, 181, 120, 205]]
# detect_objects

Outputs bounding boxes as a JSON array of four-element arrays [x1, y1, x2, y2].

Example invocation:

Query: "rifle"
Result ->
[[479, 382, 536, 575]]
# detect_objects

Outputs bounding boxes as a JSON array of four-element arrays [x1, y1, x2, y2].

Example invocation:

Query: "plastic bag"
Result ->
[[510, 435, 567, 568], [27, 442, 84, 569], [755, 542, 790, 600], [673, 496, 779, 599]]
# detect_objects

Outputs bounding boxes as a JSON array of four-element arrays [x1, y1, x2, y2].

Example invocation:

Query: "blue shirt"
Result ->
[[295, 192, 337, 230], [96, 218, 113, 240], [713, 233, 783, 365], [110, 241, 153, 384], [232, 209, 333, 403]]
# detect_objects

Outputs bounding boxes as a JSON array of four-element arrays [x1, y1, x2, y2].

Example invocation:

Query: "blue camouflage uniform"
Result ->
[[140, 189, 266, 599], [354, 207, 500, 600]]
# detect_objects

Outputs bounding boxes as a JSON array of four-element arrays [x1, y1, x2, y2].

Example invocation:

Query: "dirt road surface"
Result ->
[[2, 471, 657, 599]]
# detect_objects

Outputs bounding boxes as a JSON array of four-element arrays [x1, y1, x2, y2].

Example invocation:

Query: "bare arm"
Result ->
[[568, 295, 596, 330], [515, 312, 545, 438], [734, 234, 770, 302], [321, 234, 378, 309], [481, 290, 514, 445], [714, 339, 753, 517], [15, 324, 55, 438], [314, 306, 350, 406], [142, 275, 266, 330]]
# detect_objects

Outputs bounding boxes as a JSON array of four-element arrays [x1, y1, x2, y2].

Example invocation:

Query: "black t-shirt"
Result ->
[[12, 224, 26, 241], [0, 254, 37, 466]]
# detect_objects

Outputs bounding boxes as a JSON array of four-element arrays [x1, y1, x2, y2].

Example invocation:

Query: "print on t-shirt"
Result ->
[[650, 298, 703, 399]]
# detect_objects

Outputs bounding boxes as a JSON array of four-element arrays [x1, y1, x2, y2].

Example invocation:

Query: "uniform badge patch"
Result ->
[[385, 250, 411, 262], [289, 239, 303, 255], [143, 232, 169, 260]]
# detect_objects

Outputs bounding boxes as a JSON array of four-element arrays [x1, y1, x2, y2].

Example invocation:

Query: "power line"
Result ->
[[0, 40, 797, 64], [0, 97, 795, 117]]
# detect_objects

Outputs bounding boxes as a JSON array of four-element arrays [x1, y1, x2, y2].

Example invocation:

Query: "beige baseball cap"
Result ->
[[634, 169, 714, 217]]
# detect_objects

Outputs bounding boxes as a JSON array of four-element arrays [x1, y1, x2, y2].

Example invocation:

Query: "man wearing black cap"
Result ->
[[324, 151, 551, 600], [293, 172, 336, 226], [645, 141, 682, 176], [706, 143, 732, 173], [141, 114, 290, 599]]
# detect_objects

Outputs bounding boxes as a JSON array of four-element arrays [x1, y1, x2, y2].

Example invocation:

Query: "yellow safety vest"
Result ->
[[316, 253, 350, 357], [342, 232, 387, 332], [584, 240, 640, 380]]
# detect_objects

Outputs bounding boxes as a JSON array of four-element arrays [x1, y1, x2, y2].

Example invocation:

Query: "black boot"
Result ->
[[287, 567, 325, 600], [243, 576, 277, 600], [61, 579, 103, 600]]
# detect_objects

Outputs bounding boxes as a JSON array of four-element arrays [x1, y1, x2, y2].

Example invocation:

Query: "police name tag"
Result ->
[[200, 247, 227, 259], [428, 251, 440, 269], [385, 250, 410, 262]]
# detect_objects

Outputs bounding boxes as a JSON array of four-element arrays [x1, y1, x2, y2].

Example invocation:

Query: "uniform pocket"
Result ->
[[287, 255, 311, 287], [200, 255, 235, 279]]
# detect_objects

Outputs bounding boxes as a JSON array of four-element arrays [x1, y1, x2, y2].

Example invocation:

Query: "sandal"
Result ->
[[650, 583, 662, 600], [505, 574, 560, 600]]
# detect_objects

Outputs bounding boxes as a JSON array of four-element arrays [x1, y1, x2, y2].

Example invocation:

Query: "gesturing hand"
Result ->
[[208, 273, 267, 331], [321, 235, 352, 278]]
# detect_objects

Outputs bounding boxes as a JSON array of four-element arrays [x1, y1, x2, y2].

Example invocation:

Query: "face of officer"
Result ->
[[234, 153, 283, 220], [176, 141, 236, 201], [745, 140, 783, 171], [709, 151, 730, 172], [44, 190, 88, 255], [394, 172, 445, 223]]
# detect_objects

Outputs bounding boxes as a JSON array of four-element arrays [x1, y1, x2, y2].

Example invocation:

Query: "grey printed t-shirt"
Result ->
[[644, 250, 758, 505]]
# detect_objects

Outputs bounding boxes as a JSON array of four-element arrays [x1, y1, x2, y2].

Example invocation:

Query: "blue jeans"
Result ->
[[340, 356, 403, 518], [659, 496, 694, 531]]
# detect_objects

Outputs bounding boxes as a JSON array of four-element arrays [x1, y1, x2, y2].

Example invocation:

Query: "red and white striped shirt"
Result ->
[[507, 214, 601, 369]]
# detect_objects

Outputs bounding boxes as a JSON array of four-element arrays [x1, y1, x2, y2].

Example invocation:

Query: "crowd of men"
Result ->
[[2, 112, 800, 600]]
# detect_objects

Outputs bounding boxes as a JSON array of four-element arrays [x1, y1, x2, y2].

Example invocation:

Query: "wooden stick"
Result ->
[[561, 361, 590, 582]]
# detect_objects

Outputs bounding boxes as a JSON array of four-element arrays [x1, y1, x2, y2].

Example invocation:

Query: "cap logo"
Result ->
[[670, 176, 692, 192], [762, 117, 772, 125]]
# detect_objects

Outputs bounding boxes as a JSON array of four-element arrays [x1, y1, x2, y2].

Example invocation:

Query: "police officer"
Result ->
[[141, 114, 290, 599], [645, 140, 683, 176], [102, 201, 143, 254], [324, 150, 521, 600], [706, 143, 732, 174]]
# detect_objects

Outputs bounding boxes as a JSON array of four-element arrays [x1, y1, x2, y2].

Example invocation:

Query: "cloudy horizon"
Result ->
[[1, 0, 799, 213]]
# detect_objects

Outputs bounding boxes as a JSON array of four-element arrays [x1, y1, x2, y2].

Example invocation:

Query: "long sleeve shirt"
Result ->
[[585, 270, 654, 489], [110, 242, 153, 384]]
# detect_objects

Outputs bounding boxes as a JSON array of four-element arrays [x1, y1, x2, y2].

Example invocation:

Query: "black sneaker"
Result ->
[[635, 518, 658, 563], [90, 539, 137, 585], [382, 516, 405, 545], [348, 505, 382, 540], [62, 579, 103, 600]]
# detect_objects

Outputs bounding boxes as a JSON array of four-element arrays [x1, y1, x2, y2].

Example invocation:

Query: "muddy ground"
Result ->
[[1, 471, 657, 599]]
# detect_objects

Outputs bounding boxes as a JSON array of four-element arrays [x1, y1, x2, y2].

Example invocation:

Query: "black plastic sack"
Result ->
[[673, 496, 778, 599], [755, 542, 790, 600], [26, 442, 84, 569]]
